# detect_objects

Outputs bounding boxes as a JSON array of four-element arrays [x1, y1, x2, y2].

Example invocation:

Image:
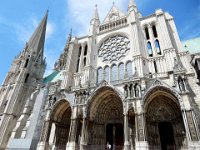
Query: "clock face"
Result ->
[[98, 35, 130, 63]]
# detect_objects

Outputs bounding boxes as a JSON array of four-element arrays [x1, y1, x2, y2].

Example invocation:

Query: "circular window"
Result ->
[[98, 35, 130, 62]]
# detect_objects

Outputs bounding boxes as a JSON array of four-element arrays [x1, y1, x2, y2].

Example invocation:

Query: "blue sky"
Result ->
[[0, 0, 200, 84]]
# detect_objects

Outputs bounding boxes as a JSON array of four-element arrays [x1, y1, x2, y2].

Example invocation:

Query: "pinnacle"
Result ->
[[27, 11, 48, 55], [93, 4, 99, 20], [129, 0, 136, 8]]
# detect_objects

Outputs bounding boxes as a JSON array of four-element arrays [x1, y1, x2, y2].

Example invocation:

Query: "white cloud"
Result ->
[[66, 0, 146, 36], [46, 22, 55, 39], [66, 0, 128, 36], [15, 16, 55, 44]]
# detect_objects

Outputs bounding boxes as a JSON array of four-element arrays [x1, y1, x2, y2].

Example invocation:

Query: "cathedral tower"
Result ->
[[0, 12, 48, 149]]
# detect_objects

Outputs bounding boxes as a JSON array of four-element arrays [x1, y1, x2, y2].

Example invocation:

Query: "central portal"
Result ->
[[87, 87, 124, 149], [159, 122, 175, 150], [106, 123, 123, 149]]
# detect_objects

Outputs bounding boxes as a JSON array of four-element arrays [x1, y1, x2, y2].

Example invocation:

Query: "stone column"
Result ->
[[49, 122, 56, 149], [185, 110, 200, 141], [135, 113, 148, 150], [37, 120, 52, 150], [124, 113, 130, 150], [123, 100, 130, 150], [66, 118, 79, 150], [80, 107, 87, 150], [181, 109, 200, 149]]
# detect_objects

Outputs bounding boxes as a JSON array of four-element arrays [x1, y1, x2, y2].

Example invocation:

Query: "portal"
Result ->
[[106, 123, 123, 150], [159, 122, 175, 150]]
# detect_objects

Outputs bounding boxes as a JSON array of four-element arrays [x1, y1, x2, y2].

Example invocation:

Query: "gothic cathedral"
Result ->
[[1, 0, 200, 150]]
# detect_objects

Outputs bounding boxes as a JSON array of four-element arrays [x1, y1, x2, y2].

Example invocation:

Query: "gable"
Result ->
[[103, 5, 126, 23]]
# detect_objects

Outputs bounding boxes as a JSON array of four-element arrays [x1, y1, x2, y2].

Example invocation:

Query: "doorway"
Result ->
[[106, 123, 123, 149], [159, 122, 175, 150]]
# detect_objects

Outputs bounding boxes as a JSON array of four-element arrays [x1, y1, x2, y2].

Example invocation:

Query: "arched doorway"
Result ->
[[144, 88, 187, 150], [49, 100, 72, 150], [87, 87, 124, 150]]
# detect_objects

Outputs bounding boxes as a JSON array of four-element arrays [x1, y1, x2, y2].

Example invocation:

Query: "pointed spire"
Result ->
[[54, 29, 72, 71], [27, 11, 48, 54], [129, 0, 136, 8], [128, 0, 138, 13], [65, 28, 72, 50], [92, 4, 100, 21]]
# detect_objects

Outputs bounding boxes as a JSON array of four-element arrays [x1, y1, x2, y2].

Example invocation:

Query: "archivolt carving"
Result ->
[[142, 84, 184, 110], [98, 35, 130, 62], [146, 95, 181, 122]]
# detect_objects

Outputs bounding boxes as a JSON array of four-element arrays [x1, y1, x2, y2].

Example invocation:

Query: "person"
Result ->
[[106, 142, 111, 150]]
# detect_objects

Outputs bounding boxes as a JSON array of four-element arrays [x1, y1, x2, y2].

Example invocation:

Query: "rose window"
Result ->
[[98, 35, 130, 62]]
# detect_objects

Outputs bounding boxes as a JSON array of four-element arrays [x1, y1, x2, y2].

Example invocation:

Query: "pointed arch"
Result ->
[[178, 76, 186, 92], [144, 26, 150, 40], [111, 64, 117, 81], [50, 99, 72, 124], [143, 85, 186, 149], [118, 62, 124, 80], [142, 84, 183, 110], [104, 65, 110, 81], [126, 61, 132, 77], [24, 59, 29, 68], [86, 85, 124, 146], [48, 99, 72, 149], [147, 42, 153, 57], [155, 39, 161, 55], [97, 67, 103, 84], [152, 24, 158, 38]]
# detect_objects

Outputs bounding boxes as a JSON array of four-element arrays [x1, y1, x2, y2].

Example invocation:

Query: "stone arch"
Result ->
[[143, 85, 187, 149], [48, 99, 72, 150], [142, 84, 184, 110], [85, 85, 124, 149], [97, 32, 130, 50]]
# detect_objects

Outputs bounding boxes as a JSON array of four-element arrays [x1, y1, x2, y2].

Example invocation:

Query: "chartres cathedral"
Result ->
[[1, 0, 200, 150]]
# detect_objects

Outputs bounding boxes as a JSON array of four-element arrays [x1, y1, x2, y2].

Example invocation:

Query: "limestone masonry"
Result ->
[[1, 0, 200, 150]]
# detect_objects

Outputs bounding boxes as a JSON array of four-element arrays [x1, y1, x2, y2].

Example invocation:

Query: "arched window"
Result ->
[[111, 64, 117, 81], [134, 83, 140, 97], [76, 59, 80, 72], [104, 66, 109, 81], [24, 59, 29, 68], [147, 42, 153, 57], [145, 27, 150, 40], [76, 46, 82, 72], [97, 67, 103, 83], [155, 40, 161, 55], [152, 25, 158, 38], [84, 45, 87, 56], [83, 58, 86, 66], [25, 73, 29, 83], [153, 61, 158, 73], [118, 63, 124, 80], [78, 46, 82, 57], [83, 45, 88, 67], [126, 61, 132, 77], [178, 76, 185, 92]]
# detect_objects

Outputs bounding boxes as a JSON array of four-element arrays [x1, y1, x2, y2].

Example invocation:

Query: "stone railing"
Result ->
[[99, 17, 127, 33]]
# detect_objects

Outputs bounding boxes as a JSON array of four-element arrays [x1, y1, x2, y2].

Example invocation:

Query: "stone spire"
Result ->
[[128, 0, 139, 14], [129, 0, 136, 8], [92, 4, 100, 22], [89, 5, 100, 35], [54, 29, 72, 71], [27, 11, 48, 55]]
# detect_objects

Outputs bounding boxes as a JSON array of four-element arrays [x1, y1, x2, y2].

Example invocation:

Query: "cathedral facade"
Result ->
[[1, 0, 200, 150]]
